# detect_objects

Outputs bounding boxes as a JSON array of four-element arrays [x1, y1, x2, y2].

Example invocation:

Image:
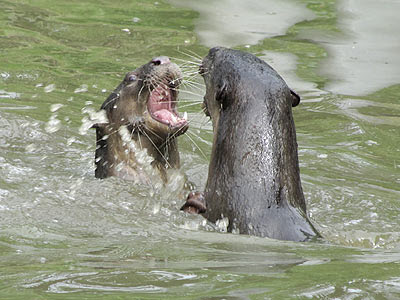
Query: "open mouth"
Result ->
[[147, 82, 188, 129]]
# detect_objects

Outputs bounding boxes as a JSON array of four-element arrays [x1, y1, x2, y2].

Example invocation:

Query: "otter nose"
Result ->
[[151, 56, 170, 65]]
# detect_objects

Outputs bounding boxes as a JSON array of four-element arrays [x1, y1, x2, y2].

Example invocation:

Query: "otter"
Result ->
[[93, 56, 188, 183], [182, 47, 319, 242]]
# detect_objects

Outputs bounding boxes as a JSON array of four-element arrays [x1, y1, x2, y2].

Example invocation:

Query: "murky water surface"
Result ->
[[1, 0, 399, 298]]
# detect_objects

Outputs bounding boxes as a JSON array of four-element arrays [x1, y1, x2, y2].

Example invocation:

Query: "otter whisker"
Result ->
[[178, 62, 200, 68], [139, 127, 172, 169], [176, 51, 203, 62], [171, 57, 201, 66], [168, 85, 203, 95], [159, 121, 190, 149], [180, 70, 201, 78], [186, 127, 212, 146], [133, 125, 143, 150], [101, 95, 119, 109], [175, 80, 202, 91], [180, 69, 201, 77], [137, 82, 146, 99], [185, 131, 208, 160], [182, 76, 203, 87], [180, 63, 201, 69], [141, 125, 163, 141], [179, 68, 201, 75], [181, 77, 204, 85], [94, 126, 119, 144], [178, 73, 203, 83], [180, 81, 205, 92], [178, 102, 204, 110], [171, 99, 203, 104], [178, 48, 203, 61], [147, 74, 178, 92], [178, 89, 204, 98]]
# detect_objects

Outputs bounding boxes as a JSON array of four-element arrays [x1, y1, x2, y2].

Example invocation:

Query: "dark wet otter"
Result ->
[[182, 47, 319, 241], [94, 56, 188, 183]]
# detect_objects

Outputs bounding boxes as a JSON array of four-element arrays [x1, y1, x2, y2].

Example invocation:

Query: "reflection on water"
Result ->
[[261, 51, 321, 96], [170, 0, 314, 47], [0, 0, 400, 298], [318, 0, 400, 95]]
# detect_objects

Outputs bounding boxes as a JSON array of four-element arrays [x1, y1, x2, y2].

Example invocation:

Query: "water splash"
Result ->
[[44, 84, 56, 93], [79, 108, 108, 135], [45, 114, 61, 133], [74, 84, 88, 93]]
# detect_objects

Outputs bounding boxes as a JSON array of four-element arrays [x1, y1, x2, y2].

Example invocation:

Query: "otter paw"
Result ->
[[180, 191, 206, 214]]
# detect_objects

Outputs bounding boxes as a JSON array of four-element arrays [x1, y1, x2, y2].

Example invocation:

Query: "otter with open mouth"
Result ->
[[181, 47, 320, 241], [93, 56, 188, 183]]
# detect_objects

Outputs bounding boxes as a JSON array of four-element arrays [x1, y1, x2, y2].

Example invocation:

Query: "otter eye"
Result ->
[[127, 74, 137, 82]]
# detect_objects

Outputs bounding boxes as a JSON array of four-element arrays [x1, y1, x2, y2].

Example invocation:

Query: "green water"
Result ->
[[1, 0, 399, 299]]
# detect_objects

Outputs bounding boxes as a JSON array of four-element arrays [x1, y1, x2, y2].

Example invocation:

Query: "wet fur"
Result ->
[[200, 47, 319, 241], [94, 59, 186, 183]]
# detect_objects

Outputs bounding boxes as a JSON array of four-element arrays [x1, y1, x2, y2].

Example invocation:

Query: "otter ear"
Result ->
[[215, 79, 229, 109], [290, 89, 300, 107], [91, 123, 107, 129]]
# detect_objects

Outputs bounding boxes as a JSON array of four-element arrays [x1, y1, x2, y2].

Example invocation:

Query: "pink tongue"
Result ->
[[153, 109, 177, 125]]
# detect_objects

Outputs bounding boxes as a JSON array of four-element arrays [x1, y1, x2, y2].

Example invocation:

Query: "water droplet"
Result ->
[[79, 108, 108, 135], [74, 84, 88, 93], [45, 115, 61, 133], [0, 90, 21, 99], [67, 137, 76, 146], [216, 216, 229, 232], [25, 144, 36, 153], [50, 103, 63, 112], [365, 140, 378, 146], [44, 84, 56, 93], [153, 203, 161, 214], [1, 72, 10, 79]]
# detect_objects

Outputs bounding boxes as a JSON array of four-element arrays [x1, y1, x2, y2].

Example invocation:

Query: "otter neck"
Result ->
[[205, 88, 306, 220]]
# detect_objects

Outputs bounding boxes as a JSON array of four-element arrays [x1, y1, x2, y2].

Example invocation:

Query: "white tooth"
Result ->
[[183, 111, 188, 120], [171, 114, 177, 123]]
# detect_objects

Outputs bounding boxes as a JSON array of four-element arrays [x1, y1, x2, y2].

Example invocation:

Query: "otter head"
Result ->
[[199, 47, 228, 130], [107, 56, 189, 141], [199, 47, 300, 128]]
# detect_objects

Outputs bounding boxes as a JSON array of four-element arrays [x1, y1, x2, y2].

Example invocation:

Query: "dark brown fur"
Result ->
[[94, 57, 188, 183], [182, 47, 319, 241]]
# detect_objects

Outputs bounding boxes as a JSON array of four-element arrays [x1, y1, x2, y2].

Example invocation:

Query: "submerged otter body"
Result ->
[[94, 56, 188, 183], [191, 47, 319, 241]]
